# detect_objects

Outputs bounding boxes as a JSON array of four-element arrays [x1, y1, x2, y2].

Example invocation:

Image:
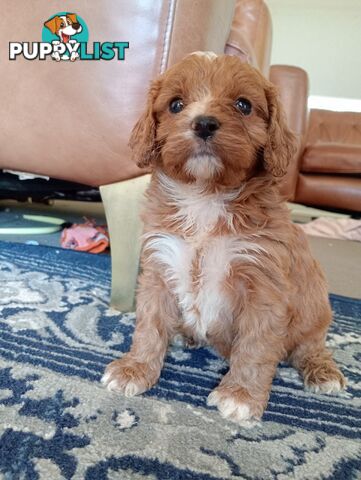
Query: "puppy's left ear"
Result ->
[[263, 83, 297, 177], [128, 78, 162, 168]]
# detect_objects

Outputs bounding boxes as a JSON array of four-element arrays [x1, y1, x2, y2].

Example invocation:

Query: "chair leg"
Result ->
[[100, 174, 151, 312]]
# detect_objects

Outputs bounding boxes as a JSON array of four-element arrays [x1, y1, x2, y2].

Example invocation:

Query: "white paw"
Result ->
[[171, 334, 201, 349], [51, 52, 61, 62], [207, 391, 259, 427], [171, 334, 185, 347], [306, 379, 344, 395], [70, 52, 79, 62], [100, 370, 112, 385], [101, 371, 144, 397]]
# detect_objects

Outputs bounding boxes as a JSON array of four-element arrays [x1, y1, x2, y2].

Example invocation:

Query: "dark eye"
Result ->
[[235, 98, 252, 115], [169, 98, 184, 114], [60, 22, 65, 27]]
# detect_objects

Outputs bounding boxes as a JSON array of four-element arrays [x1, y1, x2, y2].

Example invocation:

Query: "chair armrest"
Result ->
[[225, 0, 272, 75], [270, 65, 309, 200]]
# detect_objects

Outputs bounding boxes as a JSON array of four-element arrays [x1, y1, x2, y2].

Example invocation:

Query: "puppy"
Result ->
[[44, 13, 82, 62], [102, 53, 345, 425]]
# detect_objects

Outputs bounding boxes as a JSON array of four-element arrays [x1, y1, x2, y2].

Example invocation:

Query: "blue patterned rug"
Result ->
[[0, 240, 360, 480]]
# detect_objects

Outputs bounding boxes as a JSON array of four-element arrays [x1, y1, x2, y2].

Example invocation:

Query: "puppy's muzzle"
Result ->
[[192, 115, 220, 140], [72, 22, 81, 31]]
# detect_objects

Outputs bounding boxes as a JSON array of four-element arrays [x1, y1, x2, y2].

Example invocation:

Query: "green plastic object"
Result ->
[[0, 214, 66, 235]]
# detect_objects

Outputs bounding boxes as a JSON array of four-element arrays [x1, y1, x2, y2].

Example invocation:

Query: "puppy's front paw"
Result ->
[[70, 51, 79, 62], [51, 52, 61, 62], [101, 356, 158, 397], [207, 387, 264, 426]]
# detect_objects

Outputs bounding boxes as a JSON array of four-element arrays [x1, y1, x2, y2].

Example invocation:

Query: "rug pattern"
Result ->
[[0, 241, 360, 479]]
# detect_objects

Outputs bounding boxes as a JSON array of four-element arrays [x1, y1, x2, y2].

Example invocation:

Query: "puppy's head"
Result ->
[[44, 13, 82, 40], [129, 53, 296, 187]]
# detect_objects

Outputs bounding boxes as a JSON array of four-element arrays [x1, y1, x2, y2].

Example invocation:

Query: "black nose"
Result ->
[[192, 115, 220, 140], [72, 22, 80, 30]]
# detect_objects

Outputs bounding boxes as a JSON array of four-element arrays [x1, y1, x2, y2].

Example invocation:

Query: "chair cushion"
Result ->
[[296, 174, 361, 212], [302, 143, 361, 174]]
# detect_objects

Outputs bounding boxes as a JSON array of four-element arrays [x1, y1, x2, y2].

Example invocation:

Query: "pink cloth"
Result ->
[[299, 217, 361, 242], [61, 219, 109, 253]]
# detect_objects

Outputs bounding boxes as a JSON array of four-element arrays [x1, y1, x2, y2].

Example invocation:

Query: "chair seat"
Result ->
[[302, 143, 361, 175], [296, 174, 361, 211]]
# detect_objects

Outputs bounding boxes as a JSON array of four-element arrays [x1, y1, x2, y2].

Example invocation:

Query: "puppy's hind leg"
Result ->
[[102, 270, 178, 396], [290, 343, 346, 394], [289, 325, 346, 394]]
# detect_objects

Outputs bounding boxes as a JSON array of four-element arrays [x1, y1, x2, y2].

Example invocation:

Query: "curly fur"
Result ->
[[102, 53, 345, 425]]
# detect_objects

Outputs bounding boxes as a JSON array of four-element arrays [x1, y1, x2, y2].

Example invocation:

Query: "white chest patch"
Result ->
[[157, 173, 242, 235], [143, 175, 264, 339], [144, 233, 263, 339]]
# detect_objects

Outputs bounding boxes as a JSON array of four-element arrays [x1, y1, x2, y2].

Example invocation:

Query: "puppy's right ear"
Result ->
[[129, 78, 162, 168], [44, 16, 59, 35]]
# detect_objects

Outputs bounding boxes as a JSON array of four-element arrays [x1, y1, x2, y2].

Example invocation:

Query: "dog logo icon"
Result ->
[[9, 14, 129, 62], [43, 13, 84, 61]]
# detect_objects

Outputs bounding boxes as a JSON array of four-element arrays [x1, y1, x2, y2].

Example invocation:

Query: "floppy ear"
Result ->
[[44, 16, 60, 35], [129, 78, 162, 168], [263, 83, 297, 177], [67, 13, 78, 24]]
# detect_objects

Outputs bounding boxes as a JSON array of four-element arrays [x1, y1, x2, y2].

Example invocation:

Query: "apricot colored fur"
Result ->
[[102, 54, 345, 424]]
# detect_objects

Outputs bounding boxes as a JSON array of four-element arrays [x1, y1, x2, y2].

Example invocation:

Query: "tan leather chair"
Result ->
[[272, 80, 361, 211], [0, 1, 236, 310], [292, 109, 361, 212], [0, 1, 235, 186], [225, 0, 272, 76]]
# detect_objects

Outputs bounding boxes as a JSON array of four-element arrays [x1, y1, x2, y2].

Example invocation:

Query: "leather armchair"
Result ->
[[295, 109, 361, 212], [274, 86, 361, 212], [0, 0, 235, 186], [0, 0, 236, 310]]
